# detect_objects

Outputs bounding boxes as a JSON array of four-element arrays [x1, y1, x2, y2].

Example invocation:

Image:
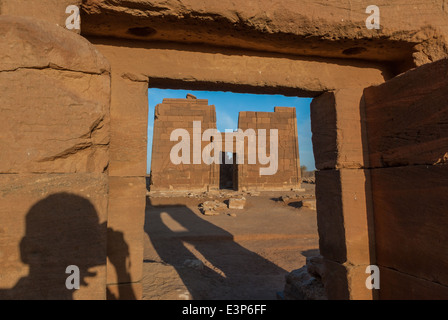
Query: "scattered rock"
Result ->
[[306, 256, 325, 280], [280, 194, 304, 204], [302, 199, 317, 211], [280, 194, 316, 210], [183, 259, 204, 270], [228, 213, 237, 218], [199, 200, 227, 216], [228, 197, 246, 210], [302, 177, 316, 185], [283, 266, 327, 300], [203, 211, 219, 216], [283, 255, 327, 300]]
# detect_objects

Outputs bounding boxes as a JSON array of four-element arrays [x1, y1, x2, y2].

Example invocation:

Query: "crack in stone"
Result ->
[[0, 64, 109, 76]]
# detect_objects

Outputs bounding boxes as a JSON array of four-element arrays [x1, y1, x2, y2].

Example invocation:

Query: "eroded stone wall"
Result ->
[[311, 88, 375, 300], [0, 16, 110, 300], [238, 107, 301, 191], [150, 97, 218, 192], [364, 58, 448, 299], [150, 101, 301, 192]]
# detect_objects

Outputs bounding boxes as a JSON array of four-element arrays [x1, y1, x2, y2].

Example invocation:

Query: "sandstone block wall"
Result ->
[[311, 87, 375, 300], [106, 74, 148, 300], [150, 103, 301, 192], [0, 16, 111, 300], [364, 58, 448, 299], [150, 98, 218, 192], [237, 107, 301, 191]]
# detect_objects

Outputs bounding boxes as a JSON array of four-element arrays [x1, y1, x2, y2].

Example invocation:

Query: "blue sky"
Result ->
[[147, 88, 315, 174]]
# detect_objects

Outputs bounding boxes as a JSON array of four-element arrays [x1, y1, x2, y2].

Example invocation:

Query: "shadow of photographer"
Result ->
[[0, 193, 135, 300]]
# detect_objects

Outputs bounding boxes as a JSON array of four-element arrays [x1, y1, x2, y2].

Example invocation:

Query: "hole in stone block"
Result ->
[[127, 27, 156, 37]]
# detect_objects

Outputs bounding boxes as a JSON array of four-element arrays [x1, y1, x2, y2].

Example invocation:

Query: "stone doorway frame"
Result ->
[[89, 37, 386, 300]]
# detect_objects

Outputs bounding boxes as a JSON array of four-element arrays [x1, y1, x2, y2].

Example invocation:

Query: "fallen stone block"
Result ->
[[228, 197, 246, 210], [302, 199, 317, 210], [199, 201, 227, 216], [283, 267, 327, 300], [280, 194, 305, 204]]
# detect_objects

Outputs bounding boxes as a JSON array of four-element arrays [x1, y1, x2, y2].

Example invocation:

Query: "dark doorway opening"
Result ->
[[219, 152, 237, 190]]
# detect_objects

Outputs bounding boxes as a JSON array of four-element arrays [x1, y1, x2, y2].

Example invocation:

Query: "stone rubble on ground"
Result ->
[[228, 197, 246, 210], [280, 194, 305, 203], [301, 199, 317, 210], [199, 200, 228, 216], [302, 177, 316, 185], [280, 194, 316, 210], [283, 255, 327, 300]]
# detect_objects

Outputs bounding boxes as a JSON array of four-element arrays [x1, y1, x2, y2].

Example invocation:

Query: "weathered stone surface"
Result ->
[[82, 0, 448, 68], [364, 58, 448, 168], [0, 16, 109, 74], [150, 98, 218, 192], [378, 266, 448, 300], [107, 176, 147, 296], [238, 107, 301, 191], [322, 259, 373, 300], [0, 174, 108, 300], [0, 16, 111, 300], [109, 77, 148, 177], [91, 39, 387, 97], [0, 69, 110, 173], [371, 165, 448, 287], [315, 169, 373, 266], [0, 16, 110, 174], [311, 88, 366, 170], [363, 58, 448, 299]]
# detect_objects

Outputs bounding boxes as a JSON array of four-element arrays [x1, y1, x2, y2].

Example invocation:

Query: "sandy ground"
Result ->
[[142, 184, 318, 300]]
